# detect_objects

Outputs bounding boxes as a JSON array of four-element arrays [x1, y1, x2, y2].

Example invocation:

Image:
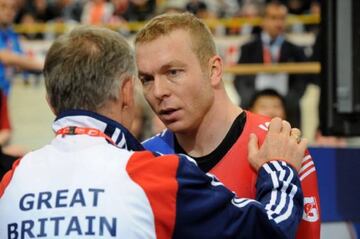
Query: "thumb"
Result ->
[[248, 133, 259, 160]]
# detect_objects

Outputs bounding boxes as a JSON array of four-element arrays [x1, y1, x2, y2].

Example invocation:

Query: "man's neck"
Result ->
[[262, 31, 284, 44], [175, 95, 242, 157]]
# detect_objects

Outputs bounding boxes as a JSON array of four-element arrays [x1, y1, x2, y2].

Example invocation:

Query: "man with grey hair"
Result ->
[[0, 26, 306, 238]]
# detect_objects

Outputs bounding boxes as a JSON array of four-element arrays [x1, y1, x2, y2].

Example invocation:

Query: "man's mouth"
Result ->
[[159, 108, 179, 121]]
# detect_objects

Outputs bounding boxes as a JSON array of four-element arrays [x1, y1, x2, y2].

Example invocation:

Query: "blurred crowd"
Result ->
[[12, 0, 321, 38]]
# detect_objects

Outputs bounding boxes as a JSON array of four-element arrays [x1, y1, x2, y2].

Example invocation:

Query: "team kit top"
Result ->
[[143, 110, 321, 239], [0, 110, 303, 238]]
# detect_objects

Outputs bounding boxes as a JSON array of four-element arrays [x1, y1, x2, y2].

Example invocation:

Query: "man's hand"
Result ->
[[248, 117, 307, 172]]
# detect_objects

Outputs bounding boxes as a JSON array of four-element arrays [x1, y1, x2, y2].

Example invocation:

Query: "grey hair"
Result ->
[[44, 25, 136, 114]]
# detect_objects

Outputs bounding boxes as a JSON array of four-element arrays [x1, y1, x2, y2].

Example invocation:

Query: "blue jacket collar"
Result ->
[[53, 109, 144, 151]]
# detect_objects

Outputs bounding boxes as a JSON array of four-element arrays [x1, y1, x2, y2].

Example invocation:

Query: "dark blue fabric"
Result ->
[[173, 157, 303, 239], [310, 147, 360, 222]]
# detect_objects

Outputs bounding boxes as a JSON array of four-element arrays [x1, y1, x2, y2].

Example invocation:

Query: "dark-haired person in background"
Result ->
[[233, 1, 309, 129], [249, 88, 287, 120]]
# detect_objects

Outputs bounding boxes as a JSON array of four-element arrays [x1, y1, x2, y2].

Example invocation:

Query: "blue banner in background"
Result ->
[[310, 147, 360, 222], [310, 147, 360, 238]]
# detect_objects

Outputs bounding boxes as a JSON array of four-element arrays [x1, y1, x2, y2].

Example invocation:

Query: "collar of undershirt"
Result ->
[[174, 111, 247, 172]]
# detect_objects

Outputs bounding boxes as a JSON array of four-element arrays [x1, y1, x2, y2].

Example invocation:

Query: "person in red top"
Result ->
[[0, 89, 26, 179], [137, 12, 321, 238], [0, 90, 11, 145]]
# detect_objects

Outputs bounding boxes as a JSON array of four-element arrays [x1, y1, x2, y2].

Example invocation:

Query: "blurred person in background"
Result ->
[[17, 0, 84, 25], [185, 0, 207, 16], [51, 0, 84, 23], [234, 2, 261, 35], [24, 0, 57, 23], [187, 0, 239, 19], [309, 0, 320, 16], [213, 0, 240, 18], [122, 0, 156, 22], [14, 0, 27, 24], [109, 0, 129, 23], [286, 0, 311, 15], [249, 88, 287, 119], [159, 1, 185, 14], [0, 0, 43, 95], [0, 84, 27, 180], [81, 0, 114, 25], [0, 0, 40, 178], [15, 0, 58, 39], [233, 0, 309, 129], [15, 0, 57, 24], [0, 89, 11, 145], [185, 0, 218, 20]]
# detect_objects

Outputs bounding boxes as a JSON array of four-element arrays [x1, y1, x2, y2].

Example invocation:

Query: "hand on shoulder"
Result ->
[[248, 117, 307, 172]]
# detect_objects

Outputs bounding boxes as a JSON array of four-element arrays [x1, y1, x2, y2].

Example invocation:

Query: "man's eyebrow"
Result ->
[[138, 61, 186, 76], [159, 61, 186, 71]]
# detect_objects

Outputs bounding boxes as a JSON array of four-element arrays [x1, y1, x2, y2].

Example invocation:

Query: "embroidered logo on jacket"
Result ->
[[303, 196, 319, 222]]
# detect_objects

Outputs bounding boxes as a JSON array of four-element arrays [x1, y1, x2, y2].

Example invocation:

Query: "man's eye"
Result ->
[[167, 69, 182, 77], [139, 75, 153, 85]]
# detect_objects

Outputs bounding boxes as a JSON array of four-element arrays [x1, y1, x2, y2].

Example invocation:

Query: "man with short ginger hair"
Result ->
[[137, 12, 320, 239]]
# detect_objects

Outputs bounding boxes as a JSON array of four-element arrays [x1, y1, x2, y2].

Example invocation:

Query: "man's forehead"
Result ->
[[0, 0, 13, 4], [0, 0, 16, 7], [136, 29, 192, 46], [136, 34, 193, 60]]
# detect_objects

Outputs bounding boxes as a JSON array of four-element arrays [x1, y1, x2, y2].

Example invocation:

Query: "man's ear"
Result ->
[[46, 94, 57, 115], [120, 75, 135, 111], [208, 55, 223, 86]]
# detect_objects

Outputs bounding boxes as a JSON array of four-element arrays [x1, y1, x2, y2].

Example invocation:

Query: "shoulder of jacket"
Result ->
[[244, 111, 271, 137]]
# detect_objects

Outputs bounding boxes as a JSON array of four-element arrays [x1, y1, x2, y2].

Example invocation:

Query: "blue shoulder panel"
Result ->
[[142, 129, 175, 155]]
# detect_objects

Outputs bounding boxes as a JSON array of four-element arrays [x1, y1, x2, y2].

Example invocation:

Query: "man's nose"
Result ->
[[153, 76, 170, 99]]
